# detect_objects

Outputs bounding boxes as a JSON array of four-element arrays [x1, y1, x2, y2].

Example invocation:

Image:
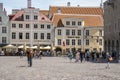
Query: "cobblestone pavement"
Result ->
[[0, 56, 120, 80]]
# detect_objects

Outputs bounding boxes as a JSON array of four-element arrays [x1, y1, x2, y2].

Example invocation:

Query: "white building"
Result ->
[[9, 1, 53, 48], [0, 3, 9, 47]]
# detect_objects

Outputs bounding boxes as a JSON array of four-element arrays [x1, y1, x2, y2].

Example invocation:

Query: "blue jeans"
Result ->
[[29, 58, 32, 67]]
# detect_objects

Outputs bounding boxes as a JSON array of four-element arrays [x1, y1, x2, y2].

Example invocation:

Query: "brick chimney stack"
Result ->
[[27, 0, 31, 8]]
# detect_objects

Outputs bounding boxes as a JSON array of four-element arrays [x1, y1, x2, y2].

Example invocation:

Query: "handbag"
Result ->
[[109, 57, 113, 61]]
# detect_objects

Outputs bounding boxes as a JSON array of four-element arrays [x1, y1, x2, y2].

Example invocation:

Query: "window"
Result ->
[[34, 24, 38, 28], [86, 30, 89, 36], [12, 32, 16, 39], [19, 24, 23, 28], [26, 24, 30, 28], [78, 21, 82, 26], [58, 39, 61, 45], [2, 37, 6, 44], [19, 33, 23, 39], [58, 29, 61, 35], [26, 15, 30, 19], [99, 39, 102, 45], [34, 33, 38, 39], [66, 39, 70, 45], [2, 27, 7, 33], [78, 30, 81, 35], [41, 25, 44, 28], [12, 24, 16, 28], [66, 29, 70, 35], [66, 21, 70, 25], [72, 21, 75, 25], [0, 17, 2, 22], [72, 30, 75, 35], [47, 25, 51, 29], [99, 30, 102, 36], [47, 33, 51, 39], [34, 15, 38, 20], [26, 33, 29, 39], [41, 33, 44, 39], [72, 39, 75, 45], [78, 39, 81, 45], [86, 39, 89, 45]]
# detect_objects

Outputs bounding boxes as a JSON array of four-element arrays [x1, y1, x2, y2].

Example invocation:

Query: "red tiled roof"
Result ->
[[49, 6, 103, 16], [52, 14, 103, 27]]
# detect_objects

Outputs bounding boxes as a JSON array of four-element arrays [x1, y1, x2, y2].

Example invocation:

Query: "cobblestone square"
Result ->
[[0, 56, 120, 80]]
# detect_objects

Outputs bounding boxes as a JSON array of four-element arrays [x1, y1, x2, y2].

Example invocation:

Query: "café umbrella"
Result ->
[[2, 44, 16, 49]]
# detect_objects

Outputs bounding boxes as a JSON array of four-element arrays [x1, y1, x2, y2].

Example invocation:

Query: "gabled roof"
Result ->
[[49, 6, 103, 16], [11, 10, 24, 21], [52, 14, 103, 27], [10, 9, 51, 22], [39, 13, 51, 22]]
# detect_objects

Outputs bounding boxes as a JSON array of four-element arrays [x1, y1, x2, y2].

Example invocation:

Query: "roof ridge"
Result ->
[[50, 6, 101, 8], [53, 13, 102, 16]]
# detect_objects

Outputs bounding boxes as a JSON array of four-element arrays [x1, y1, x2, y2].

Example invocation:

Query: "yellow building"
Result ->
[[50, 6, 104, 53]]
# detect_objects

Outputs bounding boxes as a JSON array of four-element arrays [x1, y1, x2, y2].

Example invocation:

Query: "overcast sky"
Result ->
[[0, 0, 107, 14]]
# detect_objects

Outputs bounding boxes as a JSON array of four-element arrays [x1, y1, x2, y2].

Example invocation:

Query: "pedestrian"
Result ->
[[80, 51, 83, 63], [68, 51, 73, 62], [38, 50, 42, 59], [26, 49, 33, 67], [20, 50, 24, 58], [106, 51, 113, 69], [96, 52, 100, 62], [85, 50, 90, 61], [75, 51, 80, 63]]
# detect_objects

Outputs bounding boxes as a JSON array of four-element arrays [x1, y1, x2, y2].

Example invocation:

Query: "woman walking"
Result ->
[[75, 51, 80, 63], [106, 51, 113, 69]]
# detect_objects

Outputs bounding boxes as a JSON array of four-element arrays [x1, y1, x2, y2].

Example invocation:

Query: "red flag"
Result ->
[[63, 41, 65, 46]]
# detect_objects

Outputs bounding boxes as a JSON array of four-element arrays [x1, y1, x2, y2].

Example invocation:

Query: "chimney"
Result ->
[[0, 3, 3, 10], [67, 2, 70, 6], [27, 0, 31, 8]]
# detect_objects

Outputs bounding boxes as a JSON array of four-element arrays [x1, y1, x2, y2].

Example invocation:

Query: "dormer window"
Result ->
[[58, 8, 61, 13]]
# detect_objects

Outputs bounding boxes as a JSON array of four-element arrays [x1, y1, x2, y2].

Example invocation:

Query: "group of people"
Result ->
[[19, 49, 43, 67], [67, 50, 84, 63], [67, 50, 117, 69]]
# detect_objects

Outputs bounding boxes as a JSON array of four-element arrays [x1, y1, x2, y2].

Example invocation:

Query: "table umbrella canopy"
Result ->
[[2, 44, 17, 48], [18, 45, 29, 48], [44, 46, 51, 49], [30, 46, 37, 49]]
